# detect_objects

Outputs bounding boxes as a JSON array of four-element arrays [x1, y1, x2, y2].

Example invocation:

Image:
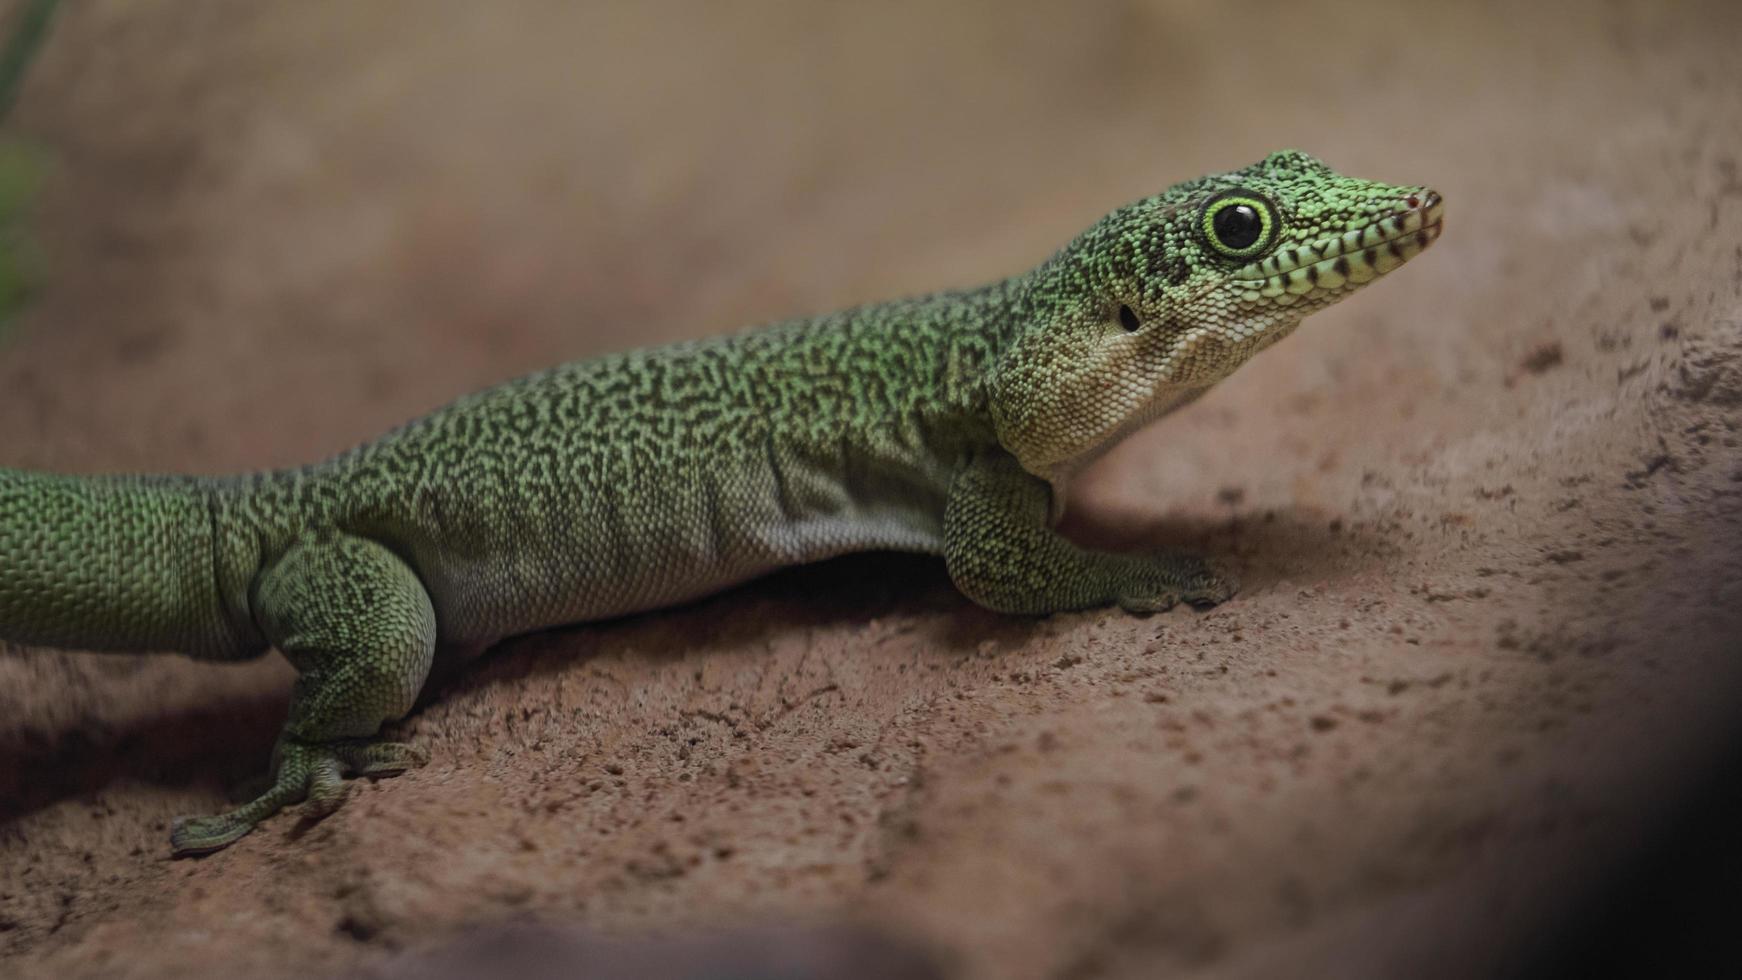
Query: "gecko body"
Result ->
[[0, 151, 1444, 852]]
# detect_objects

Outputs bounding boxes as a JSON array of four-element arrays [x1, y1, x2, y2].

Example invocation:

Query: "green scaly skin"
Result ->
[[0, 151, 1443, 853]]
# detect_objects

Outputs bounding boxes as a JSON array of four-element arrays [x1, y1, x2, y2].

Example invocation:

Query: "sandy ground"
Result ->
[[1, 1, 1740, 977]]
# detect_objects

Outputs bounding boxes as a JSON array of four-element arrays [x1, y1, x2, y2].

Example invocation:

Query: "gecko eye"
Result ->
[[1200, 189, 1278, 259], [1214, 204, 1262, 249], [1118, 303, 1141, 332]]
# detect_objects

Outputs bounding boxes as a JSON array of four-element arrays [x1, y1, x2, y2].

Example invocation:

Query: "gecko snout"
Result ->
[[1407, 189, 1445, 229]]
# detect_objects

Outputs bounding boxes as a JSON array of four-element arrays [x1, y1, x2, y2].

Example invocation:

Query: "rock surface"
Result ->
[[2, 1, 1739, 977]]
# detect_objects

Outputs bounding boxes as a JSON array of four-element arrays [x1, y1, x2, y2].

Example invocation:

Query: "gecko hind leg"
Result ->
[[169, 534, 437, 856]]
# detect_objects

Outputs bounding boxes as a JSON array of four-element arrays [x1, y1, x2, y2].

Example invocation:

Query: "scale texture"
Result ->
[[0, 150, 1442, 853]]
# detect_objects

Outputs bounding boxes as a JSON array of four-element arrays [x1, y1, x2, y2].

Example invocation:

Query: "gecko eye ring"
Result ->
[[1200, 189, 1278, 258]]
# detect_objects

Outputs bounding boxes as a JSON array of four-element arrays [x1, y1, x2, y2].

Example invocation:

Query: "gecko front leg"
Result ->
[[942, 451, 1235, 615]]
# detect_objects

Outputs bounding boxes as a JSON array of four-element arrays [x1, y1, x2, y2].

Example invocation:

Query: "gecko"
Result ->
[[0, 150, 1443, 853]]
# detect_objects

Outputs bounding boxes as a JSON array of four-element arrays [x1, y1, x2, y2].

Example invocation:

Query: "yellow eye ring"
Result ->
[[1200, 189, 1278, 258]]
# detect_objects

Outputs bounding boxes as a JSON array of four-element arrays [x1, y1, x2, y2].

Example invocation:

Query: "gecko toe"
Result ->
[[300, 755, 349, 820], [1182, 569, 1238, 608], [334, 739, 428, 777], [170, 814, 257, 856]]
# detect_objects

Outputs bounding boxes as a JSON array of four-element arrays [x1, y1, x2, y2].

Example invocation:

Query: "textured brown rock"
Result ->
[[1, 1, 1739, 977]]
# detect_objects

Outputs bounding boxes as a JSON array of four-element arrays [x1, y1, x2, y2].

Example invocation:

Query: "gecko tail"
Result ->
[[0, 467, 233, 655]]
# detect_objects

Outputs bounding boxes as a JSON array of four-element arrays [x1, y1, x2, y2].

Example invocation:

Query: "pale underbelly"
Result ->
[[416, 471, 950, 645]]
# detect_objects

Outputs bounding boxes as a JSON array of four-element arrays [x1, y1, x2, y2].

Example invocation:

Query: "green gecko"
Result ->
[[0, 150, 1443, 854]]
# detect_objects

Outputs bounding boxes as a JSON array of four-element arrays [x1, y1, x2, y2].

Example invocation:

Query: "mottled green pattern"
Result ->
[[0, 151, 1443, 852], [212, 286, 1014, 653], [0, 472, 233, 654], [989, 150, 1442, 482]]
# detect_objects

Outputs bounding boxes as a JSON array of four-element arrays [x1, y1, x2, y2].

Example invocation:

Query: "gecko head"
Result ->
[[988, 149, 1443, 483]]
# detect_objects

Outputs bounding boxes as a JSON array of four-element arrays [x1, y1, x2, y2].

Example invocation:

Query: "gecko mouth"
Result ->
[[1231, 190, 1445, 305]]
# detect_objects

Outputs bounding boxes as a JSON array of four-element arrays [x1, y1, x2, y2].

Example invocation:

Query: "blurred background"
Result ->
[[1, 1, 1739, 977]]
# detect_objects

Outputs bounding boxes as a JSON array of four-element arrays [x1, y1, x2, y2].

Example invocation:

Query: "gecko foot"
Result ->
[[1179, 567, 1238, 608], [1115, 556, 1238, 614], [169, 736, 427, 856]]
